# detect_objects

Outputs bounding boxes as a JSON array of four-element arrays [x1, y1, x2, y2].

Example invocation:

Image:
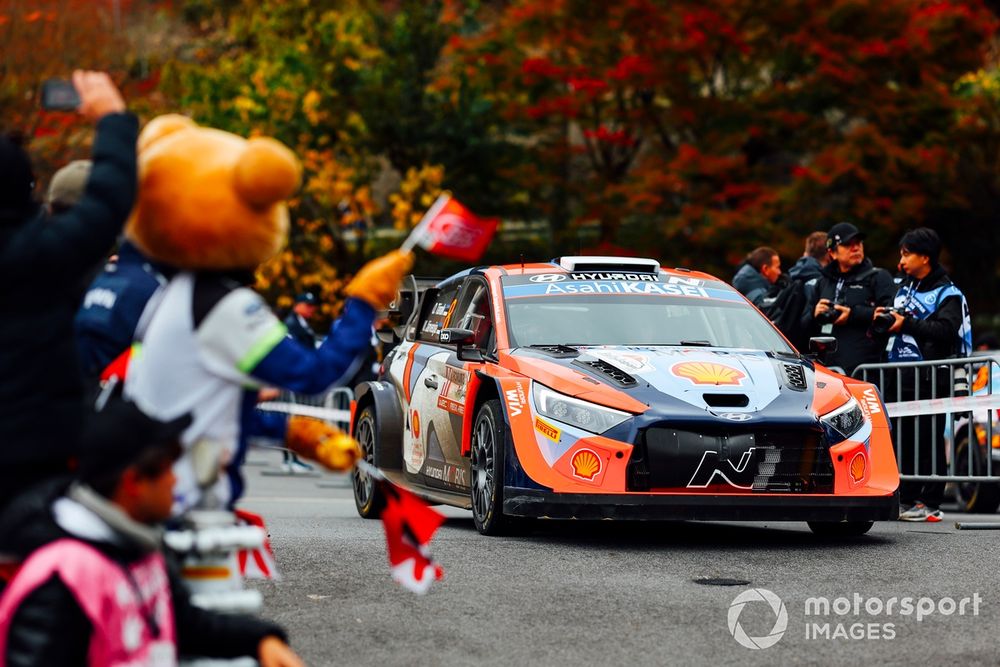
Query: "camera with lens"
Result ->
[[814, 300, 842, 326], [870, 308, 902, 335]]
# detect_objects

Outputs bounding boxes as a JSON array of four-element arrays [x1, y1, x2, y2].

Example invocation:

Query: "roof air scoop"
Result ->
[[557, 256, 660, 274]]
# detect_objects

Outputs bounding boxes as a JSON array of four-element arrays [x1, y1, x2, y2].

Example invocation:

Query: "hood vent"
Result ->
[[525, 344, 579, 358], [574, 358, 637, 387], [782, 364, 807, 391], [703, 393, 749, 408]]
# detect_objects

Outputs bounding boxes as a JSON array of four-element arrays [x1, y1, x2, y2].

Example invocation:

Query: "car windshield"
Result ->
[[501, 278, 794, 353]]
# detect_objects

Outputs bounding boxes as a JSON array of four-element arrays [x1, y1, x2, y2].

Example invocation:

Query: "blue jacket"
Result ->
[[74, 241, 172, 380]]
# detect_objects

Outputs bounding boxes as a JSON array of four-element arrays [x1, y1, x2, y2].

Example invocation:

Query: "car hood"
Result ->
[[508, 345, 825, 425]]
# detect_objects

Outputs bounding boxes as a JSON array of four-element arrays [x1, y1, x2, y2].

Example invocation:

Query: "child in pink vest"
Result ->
[[0, 397, 303, 667]]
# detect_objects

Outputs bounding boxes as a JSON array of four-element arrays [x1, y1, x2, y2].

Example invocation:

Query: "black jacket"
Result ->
[[0, 114, 138, 480], [0, 479, 287, 666], [894, 266, 967, 362], [802, 257, 895, 374]]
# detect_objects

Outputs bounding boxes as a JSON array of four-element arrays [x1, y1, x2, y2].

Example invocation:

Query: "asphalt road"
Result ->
[[239, 449, 1000, 667]]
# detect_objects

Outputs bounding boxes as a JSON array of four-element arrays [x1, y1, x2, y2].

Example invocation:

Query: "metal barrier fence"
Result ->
[[257, 387, 354, 431], [853, 355, 1000, 484]]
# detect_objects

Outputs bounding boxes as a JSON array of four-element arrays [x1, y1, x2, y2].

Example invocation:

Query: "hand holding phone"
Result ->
[[41, 71, 125, 120], [41, 79, 80, 111]]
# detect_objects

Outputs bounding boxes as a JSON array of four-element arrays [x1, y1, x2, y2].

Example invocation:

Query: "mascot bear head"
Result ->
[[126, 114, 301, 270]]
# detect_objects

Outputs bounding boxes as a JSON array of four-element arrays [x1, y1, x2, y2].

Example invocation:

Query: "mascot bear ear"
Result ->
[[233, 137, 301, 209], [138, 114, 197, 153]]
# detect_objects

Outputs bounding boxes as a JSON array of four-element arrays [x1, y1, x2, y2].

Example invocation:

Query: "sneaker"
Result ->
[[899, 502, 943, 522], [288, 459, 314, 474]]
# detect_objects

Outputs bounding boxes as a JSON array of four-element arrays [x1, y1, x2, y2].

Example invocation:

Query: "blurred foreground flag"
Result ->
[[403, 193, 499, 262], [379, 478, 445, 594]]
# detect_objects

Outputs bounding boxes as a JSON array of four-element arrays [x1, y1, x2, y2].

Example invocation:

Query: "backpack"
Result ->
[[761, 278, 809, 351]]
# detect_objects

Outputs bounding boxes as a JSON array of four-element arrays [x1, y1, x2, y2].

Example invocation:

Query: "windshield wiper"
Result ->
[[678, 340, 713, 347]]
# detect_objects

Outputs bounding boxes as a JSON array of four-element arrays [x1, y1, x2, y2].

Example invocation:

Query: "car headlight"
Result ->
[[532, 383, 631, 434], [820, 397, 865, 443]]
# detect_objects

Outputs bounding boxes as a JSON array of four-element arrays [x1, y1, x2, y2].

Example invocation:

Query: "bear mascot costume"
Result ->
[[121, 114, 412, 515]]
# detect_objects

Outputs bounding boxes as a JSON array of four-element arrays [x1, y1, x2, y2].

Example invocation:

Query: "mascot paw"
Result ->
[[286, 416, 363, 472], [344, 249, 415, 310]]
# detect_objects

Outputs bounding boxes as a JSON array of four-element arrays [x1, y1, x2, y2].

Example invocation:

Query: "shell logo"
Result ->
[[850, 452, 866, 483], [571, 449, 602, 480], [672, 362, 746, 386], [411, 410, 421, 438]]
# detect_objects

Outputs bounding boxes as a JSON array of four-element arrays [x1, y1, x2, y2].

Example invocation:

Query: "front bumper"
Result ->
[[503, 488, 900, 522]]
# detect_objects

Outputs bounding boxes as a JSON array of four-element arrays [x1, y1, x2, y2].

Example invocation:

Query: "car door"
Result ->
[[406, 277, 495, 492]]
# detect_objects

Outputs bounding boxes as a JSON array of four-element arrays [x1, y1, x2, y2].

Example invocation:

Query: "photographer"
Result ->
[[801, 222, 895, 374], [876, 228, 972, 522], [0, 71, 137, 514]]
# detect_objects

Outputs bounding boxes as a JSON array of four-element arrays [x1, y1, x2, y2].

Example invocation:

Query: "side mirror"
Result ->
[[808, 336, 838, 362], [440, 327, 484, 362]]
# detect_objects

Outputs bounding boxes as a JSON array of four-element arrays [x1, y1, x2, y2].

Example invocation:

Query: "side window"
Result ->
[[418, 282, 461, 343], [454, 281, 493, 351]]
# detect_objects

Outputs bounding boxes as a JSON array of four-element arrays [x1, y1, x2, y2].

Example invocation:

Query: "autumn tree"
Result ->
[[469, 0, 999, 310]]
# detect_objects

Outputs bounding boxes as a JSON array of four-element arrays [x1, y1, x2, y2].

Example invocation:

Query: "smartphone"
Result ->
[[41, 78, 81, 111]]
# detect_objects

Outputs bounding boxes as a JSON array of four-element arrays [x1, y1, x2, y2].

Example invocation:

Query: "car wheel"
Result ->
[[471, 399, 511, 535], [353, 405, 386, 519], [807, 521, 874, 537], [953, 433, 1000, 514]]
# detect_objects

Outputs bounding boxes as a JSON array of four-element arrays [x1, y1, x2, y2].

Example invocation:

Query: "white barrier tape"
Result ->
[[885, 394, 1000, 418], [257, 401, 351, 423]]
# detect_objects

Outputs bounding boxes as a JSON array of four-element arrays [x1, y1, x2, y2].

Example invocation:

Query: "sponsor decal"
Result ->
[[534, 417, 562, 442], [529, 273, 568, 283], [423, 463, 470, 487], [850, 452, 866, 483], [543, 281, 709, 297], [862, 388, 882, 415], [437, 396, 465, 416], [591, 350, 653, 374], [504, 381, 527, 417], [571, 272, 658, 282], [672, 361, 746, 386], [719, 412, 753, 422], [571, 449, 602, 480]]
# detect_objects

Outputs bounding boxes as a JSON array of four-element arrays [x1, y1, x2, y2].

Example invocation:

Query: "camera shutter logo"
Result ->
[[728, 588, 788, 650]]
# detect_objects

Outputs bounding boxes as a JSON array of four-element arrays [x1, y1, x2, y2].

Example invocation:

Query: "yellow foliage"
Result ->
[[388, 164, 446, 230]]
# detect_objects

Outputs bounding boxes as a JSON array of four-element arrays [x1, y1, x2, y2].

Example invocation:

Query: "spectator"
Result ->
[[74, 239, 174, 385], [0, 71, 137, 515], [284, 292, 320, 348], [732, 246, 782, 307], [800, 222, 895, 374], [878, 228, 972, 522], [0, 397, 304, 666], [788, 231, 829, 302], [45, 160, 92, 216]]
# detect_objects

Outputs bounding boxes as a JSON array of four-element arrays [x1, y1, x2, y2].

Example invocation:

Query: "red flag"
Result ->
[[379, 479, 445, 594], [235, 509, 281, 581], [408, 194, 498, 262]]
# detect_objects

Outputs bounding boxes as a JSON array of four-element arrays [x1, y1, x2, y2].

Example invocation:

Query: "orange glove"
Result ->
[[344, 249, 414, 310], [285, 416, 362, 471]]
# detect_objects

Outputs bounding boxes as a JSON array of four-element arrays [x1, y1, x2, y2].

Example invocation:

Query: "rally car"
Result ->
[[351, 256, 899, 536]]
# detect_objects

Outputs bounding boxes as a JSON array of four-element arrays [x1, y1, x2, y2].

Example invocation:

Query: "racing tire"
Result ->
[[471, 399, 513, 536], [353, 405, 387, 519], [953, 433, 1000, 514], [807, 521, 874, 537]]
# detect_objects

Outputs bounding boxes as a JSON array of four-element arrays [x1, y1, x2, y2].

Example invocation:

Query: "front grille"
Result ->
[[573, 359, 637, 387], [783, 363, 807, 391], [628, 426, 832, 493]]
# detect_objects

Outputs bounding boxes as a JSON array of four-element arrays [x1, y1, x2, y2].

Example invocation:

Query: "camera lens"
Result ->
[[871, 311, 895, 335]]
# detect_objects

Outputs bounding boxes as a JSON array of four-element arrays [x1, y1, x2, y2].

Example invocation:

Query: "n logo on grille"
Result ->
[[687, 449, 757, 489]]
